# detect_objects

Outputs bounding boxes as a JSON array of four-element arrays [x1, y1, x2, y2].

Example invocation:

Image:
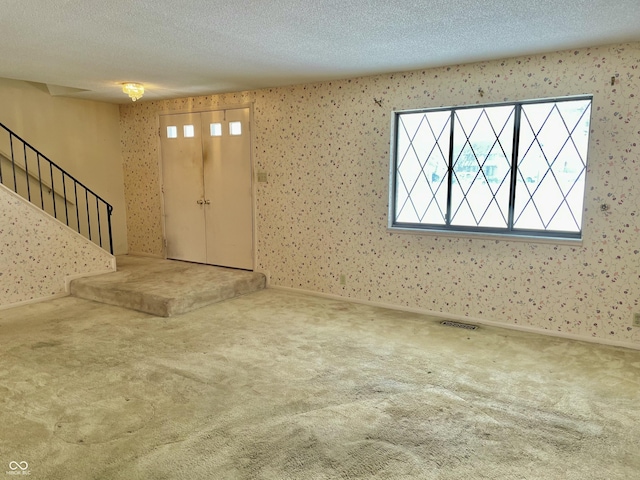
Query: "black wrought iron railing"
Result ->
[[0, 122, 113, 254]]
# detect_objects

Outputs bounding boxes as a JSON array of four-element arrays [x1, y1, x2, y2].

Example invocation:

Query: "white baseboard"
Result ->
[[270, 285, 640, 351], [0, 265, 116, 312], [0, 292, 70, 312], [126, 251, 165, 259]]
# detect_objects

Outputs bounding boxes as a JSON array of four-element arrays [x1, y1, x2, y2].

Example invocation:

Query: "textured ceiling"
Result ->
[[1, 0, 639, 103]]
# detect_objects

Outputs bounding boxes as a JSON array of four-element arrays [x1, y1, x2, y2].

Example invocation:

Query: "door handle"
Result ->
[[204, 199, 211, 205], [197, 199, 204, 205]]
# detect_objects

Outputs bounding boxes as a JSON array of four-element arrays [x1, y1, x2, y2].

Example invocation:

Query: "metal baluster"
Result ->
[[24, 144, 31, 201], [62, 173, 69, 226], [74, 181, 80, 233], [50, 163, 57, 219], [0, 130, 4, 184], [10, 133, 17, 192], [107, 205, 114, 254], [85, 189, 91, 241], [96, 196, 103, 248], [36, 153, 44, 209]]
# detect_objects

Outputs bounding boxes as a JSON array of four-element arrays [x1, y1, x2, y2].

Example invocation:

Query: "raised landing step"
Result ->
[[70, 255, 266, 317]]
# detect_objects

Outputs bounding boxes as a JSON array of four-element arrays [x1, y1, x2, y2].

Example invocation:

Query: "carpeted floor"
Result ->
[[1, 289, 639, 479]]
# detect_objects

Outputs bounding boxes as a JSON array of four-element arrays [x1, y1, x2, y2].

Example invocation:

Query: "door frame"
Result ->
[[156, 102, 257, 270]]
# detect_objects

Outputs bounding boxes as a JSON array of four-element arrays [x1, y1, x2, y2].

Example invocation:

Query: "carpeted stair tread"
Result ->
[[70, 255, 266, 316]]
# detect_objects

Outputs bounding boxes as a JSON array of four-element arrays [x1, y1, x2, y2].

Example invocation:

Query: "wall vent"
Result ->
[[440, 320, 478, 330]]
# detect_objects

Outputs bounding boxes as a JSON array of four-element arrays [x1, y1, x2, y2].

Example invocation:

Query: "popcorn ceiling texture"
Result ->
[[0, 186, 115, 307], [120, 43, 640, 347]]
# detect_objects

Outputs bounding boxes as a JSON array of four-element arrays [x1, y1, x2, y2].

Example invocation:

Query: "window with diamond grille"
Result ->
[[390, 96, 592, 239]]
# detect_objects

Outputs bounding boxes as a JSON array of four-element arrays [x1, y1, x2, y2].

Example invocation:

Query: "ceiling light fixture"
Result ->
[[122, 82, 144, 101]]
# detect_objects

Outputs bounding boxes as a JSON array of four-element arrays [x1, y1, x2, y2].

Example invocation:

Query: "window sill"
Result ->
[[387, 226, 583, 246]]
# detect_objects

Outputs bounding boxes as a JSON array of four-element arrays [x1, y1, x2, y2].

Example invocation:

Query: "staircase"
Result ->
[[0, 122, 114, 253], [70, 256, 267, 317], [1, 123, 264, 316]]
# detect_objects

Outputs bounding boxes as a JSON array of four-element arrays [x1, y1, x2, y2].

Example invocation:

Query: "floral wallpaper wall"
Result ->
[[120, 43, 640, 347], [0, 186, 115, 307]]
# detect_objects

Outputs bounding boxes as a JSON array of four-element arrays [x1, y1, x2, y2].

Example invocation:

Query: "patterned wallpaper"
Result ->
[[0, 186, 115, 307], [120, 43, 640, 347]]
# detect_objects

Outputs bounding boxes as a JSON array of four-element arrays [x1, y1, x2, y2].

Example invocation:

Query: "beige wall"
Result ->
[[120, 43, 640, 348], [0, 78, 128, 254]]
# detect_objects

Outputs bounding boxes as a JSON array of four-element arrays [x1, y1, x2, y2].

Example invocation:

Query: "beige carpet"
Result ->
[[1, 289, 638, 479]]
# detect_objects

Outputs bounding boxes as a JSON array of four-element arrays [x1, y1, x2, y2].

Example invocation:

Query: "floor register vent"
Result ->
[[440, 320, 478, 330]]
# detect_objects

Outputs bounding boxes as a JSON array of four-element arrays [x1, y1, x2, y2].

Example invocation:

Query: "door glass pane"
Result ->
[[210, 123, 222, 137], [229, 122, 242, 136], [167, 126, 178, 138], [183, 125, 195, 138]]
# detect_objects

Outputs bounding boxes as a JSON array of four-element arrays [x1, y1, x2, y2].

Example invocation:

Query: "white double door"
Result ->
[[159, 108, 253, 270]]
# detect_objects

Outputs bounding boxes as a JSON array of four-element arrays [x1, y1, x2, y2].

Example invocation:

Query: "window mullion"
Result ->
[[391, 114, 400, 223], [446, 110, 455, 226], [507, 104, 522, 230]]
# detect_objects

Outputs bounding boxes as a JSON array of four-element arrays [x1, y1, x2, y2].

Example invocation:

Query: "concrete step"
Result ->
[[70, 255, 266, 317]]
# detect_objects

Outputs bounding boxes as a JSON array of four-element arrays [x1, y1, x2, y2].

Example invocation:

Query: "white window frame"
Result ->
[[388, 95, 593, 242]]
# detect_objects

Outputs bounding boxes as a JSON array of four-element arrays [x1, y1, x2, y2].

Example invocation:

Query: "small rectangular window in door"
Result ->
[[229, 121, 242, 136], [210, 123, 222, 136], [167, 126, 178, 138], [183, 125, 195, 138]]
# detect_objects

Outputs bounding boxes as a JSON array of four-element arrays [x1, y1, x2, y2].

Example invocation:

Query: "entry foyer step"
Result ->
[[70, 255, 266, 317]]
